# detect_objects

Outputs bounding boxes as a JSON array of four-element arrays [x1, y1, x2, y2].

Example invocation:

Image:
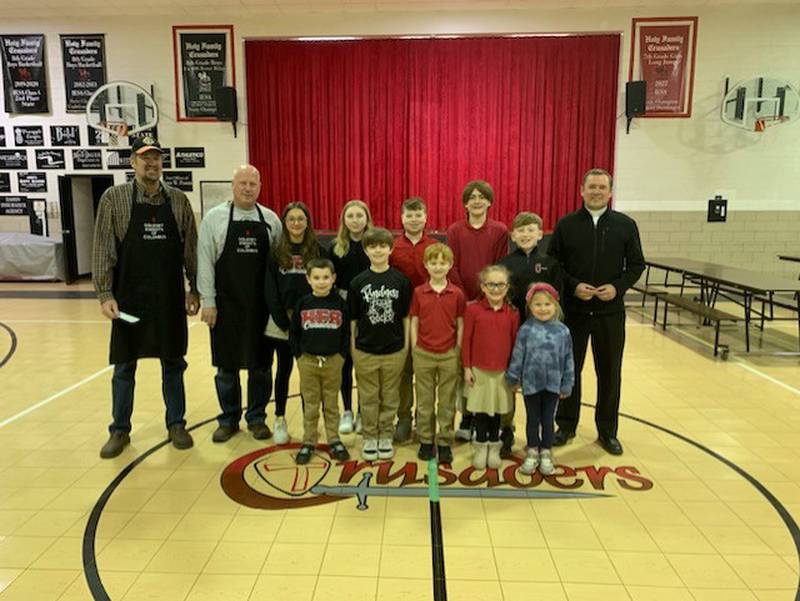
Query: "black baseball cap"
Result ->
[[132, 134, 162, 155]]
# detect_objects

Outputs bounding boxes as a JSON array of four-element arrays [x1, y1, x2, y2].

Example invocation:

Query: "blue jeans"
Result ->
[[214, 367, 268, 428], [110, 358, 187, 434], [524, 391, 560, 449]]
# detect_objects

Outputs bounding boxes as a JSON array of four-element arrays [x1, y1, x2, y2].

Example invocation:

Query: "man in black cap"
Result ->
[[92, 135, 199, 458]]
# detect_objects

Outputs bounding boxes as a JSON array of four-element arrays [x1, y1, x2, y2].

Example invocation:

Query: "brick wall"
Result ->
[[629, 211, 800, 279]]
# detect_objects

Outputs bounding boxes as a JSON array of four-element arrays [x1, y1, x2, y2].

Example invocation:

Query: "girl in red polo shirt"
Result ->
[[462, 265, 520, 470]]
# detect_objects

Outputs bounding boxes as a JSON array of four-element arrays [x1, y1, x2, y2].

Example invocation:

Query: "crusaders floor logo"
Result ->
[[221, 444, 654, 510]]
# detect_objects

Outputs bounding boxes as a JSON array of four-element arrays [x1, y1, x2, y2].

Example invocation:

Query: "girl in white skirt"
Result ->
[[461, 265, 520, 469]]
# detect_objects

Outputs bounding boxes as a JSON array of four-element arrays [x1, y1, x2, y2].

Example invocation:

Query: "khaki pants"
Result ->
[[298, 353, 344, 445], [397, 351, 414, 422], [412, 346, 460, 445], [353, 347, 407, 440]]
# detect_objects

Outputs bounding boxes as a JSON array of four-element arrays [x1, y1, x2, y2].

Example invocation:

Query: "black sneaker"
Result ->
[[212, 424, 239, 443], [500, 427, 515, 458], [437, 445, 453, 465], [553, 429, 576, 447], [418, 443, 435, 460], [296, 443, 315, 465], [330, 440, 350, 461]]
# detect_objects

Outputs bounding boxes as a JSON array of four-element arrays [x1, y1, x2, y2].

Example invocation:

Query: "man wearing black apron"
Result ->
[[198, 165, 281, 442], [93, 136, 199, 459]]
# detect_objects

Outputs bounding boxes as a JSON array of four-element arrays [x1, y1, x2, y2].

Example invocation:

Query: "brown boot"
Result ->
[[100, 432, 130, 459], [169, 424, 194, 450], [248, 422, 272, 440], [212, 424, 239, 443]]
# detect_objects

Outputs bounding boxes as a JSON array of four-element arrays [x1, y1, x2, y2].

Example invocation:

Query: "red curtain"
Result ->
[[246, 36, 620, 231]]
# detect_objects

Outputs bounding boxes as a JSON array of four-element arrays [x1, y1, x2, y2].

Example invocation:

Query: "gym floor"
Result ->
[[1, 281, 799, 601]]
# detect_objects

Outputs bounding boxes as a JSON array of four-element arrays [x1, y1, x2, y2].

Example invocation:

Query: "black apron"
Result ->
[[210, 203, 271, 369], [109, 184, 187, 364]]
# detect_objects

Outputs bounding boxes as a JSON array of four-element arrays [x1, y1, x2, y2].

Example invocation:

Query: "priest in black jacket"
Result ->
[[547, 168, 645, 455]]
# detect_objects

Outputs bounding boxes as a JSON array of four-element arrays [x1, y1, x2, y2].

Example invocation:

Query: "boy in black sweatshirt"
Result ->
[[290, 258, 351, 465], [349, 227, 412, 461], [498, 211, 563, 457]]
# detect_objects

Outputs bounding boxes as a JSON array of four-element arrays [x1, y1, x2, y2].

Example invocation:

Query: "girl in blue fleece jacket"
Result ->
[[506, 282, 574, 475]]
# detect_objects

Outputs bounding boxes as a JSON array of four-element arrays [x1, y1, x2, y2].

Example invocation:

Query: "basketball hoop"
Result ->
[[85, 81, 159, 147]]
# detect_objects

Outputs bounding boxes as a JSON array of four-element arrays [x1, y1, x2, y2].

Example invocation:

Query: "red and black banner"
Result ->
[[0, 34, 49, 114], [60, 34, 106, 113]]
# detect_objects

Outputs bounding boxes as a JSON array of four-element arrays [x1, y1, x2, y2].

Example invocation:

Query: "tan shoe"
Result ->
[[100, 432, 130, 459], [472, 441, 489, 470]]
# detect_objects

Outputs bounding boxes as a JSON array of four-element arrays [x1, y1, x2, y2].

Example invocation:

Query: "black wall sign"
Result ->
[[0, 173, 10, 193], [161, 148, 172, 169], [0, 127, 5, 147], [36, 149, 66, 170], [60, 34, 106, 113], [88, 127, 106, 147], [179, 32, 227, 118], [0, 149, 28, 169], [72, 148, 102, 170], [106, 148, 132, 170], [175, 147, 205, 168], [50, 125, 81, 146], [0, 196, 28, 215], [18, 172, 47, 193], [163, 171, 193, 192], [13, 126, 44, 147], [0, 34, 49, 113]]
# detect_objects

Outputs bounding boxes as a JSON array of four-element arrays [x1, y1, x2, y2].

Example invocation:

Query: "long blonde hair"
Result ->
[[332, 199, 373, 258]]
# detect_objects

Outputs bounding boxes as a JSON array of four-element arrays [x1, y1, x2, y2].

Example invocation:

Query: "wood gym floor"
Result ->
[[1, 281, 799, 601]]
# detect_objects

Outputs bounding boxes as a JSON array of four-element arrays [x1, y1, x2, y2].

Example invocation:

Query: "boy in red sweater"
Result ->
[[446, 180, 508, 440], [390, 197, 439, 443]]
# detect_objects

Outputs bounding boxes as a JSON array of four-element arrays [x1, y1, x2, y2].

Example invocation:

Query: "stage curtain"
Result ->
[[246, 35, 619, 231]]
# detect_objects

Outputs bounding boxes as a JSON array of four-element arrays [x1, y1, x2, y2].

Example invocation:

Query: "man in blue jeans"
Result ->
[[92, 135, 199, 459]]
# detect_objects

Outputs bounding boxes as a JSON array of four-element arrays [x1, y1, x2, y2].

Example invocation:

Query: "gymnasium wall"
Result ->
[[1, 3, 798, 276]]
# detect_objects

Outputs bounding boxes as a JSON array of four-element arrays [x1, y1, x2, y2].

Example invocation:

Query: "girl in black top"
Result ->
[[329, 199, 373, 433], [265, 202, 325, 443]]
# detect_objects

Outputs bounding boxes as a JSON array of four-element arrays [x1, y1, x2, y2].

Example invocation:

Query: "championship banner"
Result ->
[[0, 34, 49, 113], [628, 17, 698, 118], [60, 34, 107, 113], [172, 25, 235, 121]]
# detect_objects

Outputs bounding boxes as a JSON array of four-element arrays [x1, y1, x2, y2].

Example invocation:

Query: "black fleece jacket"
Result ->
[[547, 207, 645, 315]]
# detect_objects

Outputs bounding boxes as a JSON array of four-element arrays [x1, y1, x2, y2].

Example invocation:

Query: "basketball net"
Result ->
[[103, 121, 129, 146]]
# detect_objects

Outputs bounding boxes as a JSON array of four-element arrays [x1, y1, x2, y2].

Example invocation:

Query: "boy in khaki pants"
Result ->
[[410, 243, 466, 464], [290, 258, 351, 465], [350, 228, 412, 461]]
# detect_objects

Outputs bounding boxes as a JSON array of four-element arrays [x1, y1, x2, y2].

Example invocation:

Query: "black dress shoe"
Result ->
[[417, 443, 435, 461], [437, 445, 453, 465], [598, 436, 623, 455], [553, 429, 576, 447]]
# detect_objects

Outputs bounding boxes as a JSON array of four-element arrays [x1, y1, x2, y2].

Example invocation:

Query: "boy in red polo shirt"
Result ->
[[410, 243, 466, 464], [390, 197, 439, 443]]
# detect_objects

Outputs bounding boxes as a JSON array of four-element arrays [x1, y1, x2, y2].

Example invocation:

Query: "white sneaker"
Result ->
[[273, 416, 290, 444], [339, 411, 354, 434], [355, 413, 363, 434], [377, 438, 394, 460], [520, 448, 539, 475], [362, 439, 378, 461], [539, 449, 555, 475]]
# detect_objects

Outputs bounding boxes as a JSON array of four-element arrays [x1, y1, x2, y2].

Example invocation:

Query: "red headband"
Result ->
[[526, 282, 559, 303]]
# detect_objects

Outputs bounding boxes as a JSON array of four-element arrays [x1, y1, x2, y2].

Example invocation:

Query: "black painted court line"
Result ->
[[0, 290, 96, 299], [0, 321, 18, 368], [83, 400, 800, 601], [427, 458, 448, 601]]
